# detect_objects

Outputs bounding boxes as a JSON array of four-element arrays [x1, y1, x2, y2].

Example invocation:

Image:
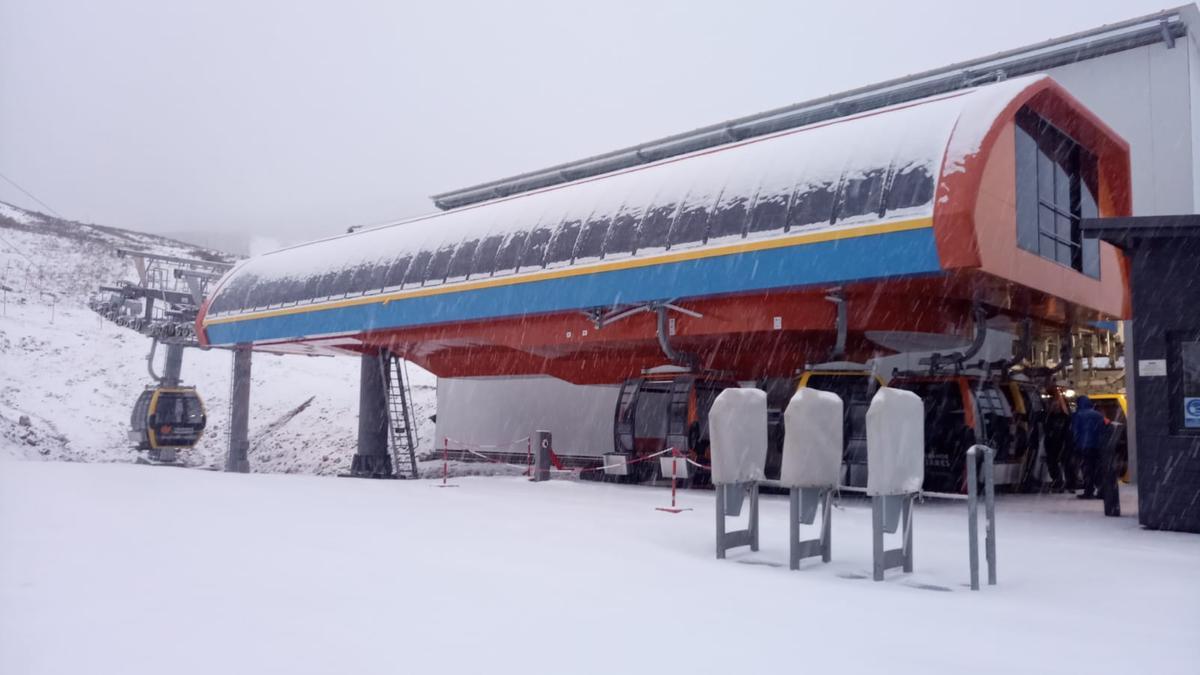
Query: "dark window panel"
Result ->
[[636, 202, 677, 251], [708, 194, 750, 240], [471, 234, 504, 277], [574, 216, 610, 261], [349, 261, 380, 295], [1040, 234, 1057, 260], [493, 231, 527, 275], [300, 273, 322, 302], [382, 254, 412, 289], [789, 182, 838, 230], [1037, 149, 1055, 204], [446, 239, 479, 280], [277, 278, 307, 305], [1039, 205, 1057, 237], [1015, 126, 1039, 253], [519, 227, 552, 270], [404, 250, 432, 287], [313, 270, 340, 298], [211, 275, 254, 314], [668, 203, 711, 248], [1056, 213, 1073, 243], [544, 220, 582, 266], [603, 208, 640, 257], [423, 245, 456, 285], [326, 266, 356, 298], [746, 189, 789, 234], [834, 168, 886, 222], [1081, 179, 1100, 278], [883, 165, 935, 213]]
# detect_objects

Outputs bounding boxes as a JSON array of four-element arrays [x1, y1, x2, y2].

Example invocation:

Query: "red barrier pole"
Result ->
[[656, 447, 690, 513]]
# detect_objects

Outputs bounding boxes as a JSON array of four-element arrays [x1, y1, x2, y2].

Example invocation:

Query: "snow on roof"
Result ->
[[206, 76, 1047, 319]]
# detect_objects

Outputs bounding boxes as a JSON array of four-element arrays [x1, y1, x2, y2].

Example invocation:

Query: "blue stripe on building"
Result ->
[[206, 227, 943, 345]]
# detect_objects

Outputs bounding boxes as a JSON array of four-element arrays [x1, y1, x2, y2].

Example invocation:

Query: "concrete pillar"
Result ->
[[224, 346, 252, 473], [350, 351, 393, 478]]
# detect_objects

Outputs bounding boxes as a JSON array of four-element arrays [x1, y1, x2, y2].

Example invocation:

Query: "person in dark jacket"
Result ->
[[1071, 396, 1107, 499]]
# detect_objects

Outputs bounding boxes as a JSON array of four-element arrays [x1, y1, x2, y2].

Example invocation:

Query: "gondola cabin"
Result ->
[[795, 367, 886, 488], [612, 372, 737, 483], [130, 386, 207, 460]]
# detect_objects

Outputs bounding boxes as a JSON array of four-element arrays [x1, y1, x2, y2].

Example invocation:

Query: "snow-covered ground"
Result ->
[[2, 460, 1196, 675], [0, 201, 438, 473]]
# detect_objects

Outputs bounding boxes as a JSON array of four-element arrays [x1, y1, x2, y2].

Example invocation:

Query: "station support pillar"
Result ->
[[350, 350, 394, 478], [225, 346, 252, 473]]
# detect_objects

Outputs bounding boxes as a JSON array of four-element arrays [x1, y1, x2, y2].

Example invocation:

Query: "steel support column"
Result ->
[[224, 346, 252, 473]]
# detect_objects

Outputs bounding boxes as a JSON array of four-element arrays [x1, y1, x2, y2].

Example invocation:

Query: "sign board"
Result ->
[[1185, 398, 1200, 429], [1139, 359, 1167, 377], [658, 455, 690, 480], [602, 453, 630, 476]]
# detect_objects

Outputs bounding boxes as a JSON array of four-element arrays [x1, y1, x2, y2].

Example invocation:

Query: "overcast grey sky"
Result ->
[[0, 0, 1180, 251]]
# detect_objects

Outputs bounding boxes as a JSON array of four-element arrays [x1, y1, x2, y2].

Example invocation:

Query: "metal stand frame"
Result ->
[[789, 487, 832, 569], [871, 493, 915, 581], [715, 482, 759, 559], [967, 445, 998, 590]]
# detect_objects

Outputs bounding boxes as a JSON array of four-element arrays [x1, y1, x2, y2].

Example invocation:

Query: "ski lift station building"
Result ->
[[199, 7, 1200, 529]]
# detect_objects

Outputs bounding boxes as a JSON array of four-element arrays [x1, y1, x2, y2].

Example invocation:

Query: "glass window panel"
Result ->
[[1057, 241, 1073, 267], [1081, 237, 1100, 278], [348, 261, 380, 295], [445, 239, 478, 281], [603, 206, 641, 258], [635, 202, 677, 252], [708, 194, 749, 241], [544, 220, 582, 266], [1177, 339, 1200, 431], [884, 165, 934, 213], [314, 270, 340, 298], [788, 182, 837, 230], [746, 188, 789, 235], [835, 168, 886, 222], [1056, 213, 1073, 242], [574, 216, 609, 262], [1037, 150, 1055, 204], [492, 231, 527, 276], [423, 245, 455, 285], [471, 235, 503, 278], [382, 254, 411, 289], [1015, 126, 1039, 253], [403, 250, 432, 287], [326, 267, 356, 298], [1039, 205, 1057, 236], [300, 274, 322, 302], [668, 205, 710, 249], [519, 227, 552, 270], [1054, 160, 1070, 211], [1040, 234, 1057, 260]]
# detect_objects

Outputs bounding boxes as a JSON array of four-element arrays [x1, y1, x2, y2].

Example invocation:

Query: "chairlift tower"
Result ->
[[92, 249, 235, 466]]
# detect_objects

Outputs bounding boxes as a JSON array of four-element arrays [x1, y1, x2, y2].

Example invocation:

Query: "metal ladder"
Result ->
[[382, 352, 420, 478]]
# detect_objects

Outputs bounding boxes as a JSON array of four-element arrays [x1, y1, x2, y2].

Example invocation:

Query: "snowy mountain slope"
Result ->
[[0, 201, 438, 473]]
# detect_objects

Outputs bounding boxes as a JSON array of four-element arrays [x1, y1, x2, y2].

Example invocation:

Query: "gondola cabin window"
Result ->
[[1014, 107, 1100, 278]]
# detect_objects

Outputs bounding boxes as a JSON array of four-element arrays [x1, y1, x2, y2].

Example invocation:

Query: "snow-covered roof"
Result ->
[[205, 76, 1046, 320]]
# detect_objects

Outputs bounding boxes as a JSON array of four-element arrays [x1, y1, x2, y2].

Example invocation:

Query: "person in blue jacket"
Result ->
[[1071, 396, 1107, 500]]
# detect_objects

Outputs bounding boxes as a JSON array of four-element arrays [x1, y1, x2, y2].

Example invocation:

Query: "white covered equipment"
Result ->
[[866, 387, 925, 496], [708, 388, 768, 485], [780, 388, 843, 488]]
